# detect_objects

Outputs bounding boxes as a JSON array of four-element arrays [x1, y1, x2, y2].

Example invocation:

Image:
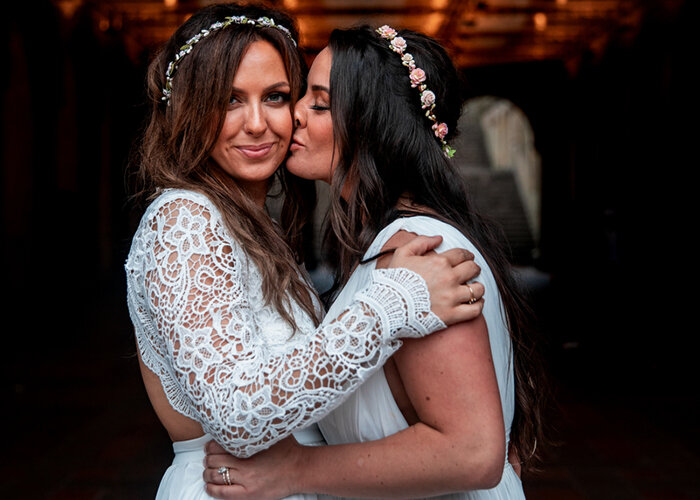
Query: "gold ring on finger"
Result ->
[[218, 466, 232, 486]]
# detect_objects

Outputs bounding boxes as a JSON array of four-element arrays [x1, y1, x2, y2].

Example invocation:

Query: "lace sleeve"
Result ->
[[130, 195, 445, 457]]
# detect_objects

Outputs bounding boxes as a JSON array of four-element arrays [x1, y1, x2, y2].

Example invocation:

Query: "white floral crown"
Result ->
[[162, 15, 297, 105], [375, 25, 456, 158]]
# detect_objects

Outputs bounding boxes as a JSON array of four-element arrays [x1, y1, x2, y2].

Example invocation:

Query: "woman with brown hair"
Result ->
[[126, 4, 485, 499], [204, 24, 549, 499]]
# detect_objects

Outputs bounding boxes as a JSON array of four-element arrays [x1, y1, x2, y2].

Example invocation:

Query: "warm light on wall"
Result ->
[[164, 0, 177, 8], [556, 0, 568, 5], [424, 13, 445, 35], [56, 0, 83, 19], [296, 17, 310, 45], [533, 12, 547, 31]]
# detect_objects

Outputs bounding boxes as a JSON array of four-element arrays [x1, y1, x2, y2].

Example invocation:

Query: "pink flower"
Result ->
[[433, 122, 449, 139], [401, 53, 415, 69], [390, 37, 407, 53], [421, 90, 436, 108], [376, 25, 397, 38], [409, 68, 426, 87]]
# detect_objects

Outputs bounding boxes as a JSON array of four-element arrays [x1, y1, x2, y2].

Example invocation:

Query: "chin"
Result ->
[[286, 158, 315, 181]]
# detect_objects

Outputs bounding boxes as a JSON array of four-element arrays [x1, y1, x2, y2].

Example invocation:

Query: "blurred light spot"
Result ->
[[533, 12, 547, 31]]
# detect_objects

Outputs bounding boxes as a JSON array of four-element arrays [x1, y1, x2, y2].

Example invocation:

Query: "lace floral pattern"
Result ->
[[125, 189, 445, 457]]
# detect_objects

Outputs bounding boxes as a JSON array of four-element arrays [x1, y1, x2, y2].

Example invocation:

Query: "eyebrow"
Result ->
[[231, 81, 291, 93], [311, 84, 330, 93]]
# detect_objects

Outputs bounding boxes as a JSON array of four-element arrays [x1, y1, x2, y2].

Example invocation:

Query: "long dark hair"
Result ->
[[325, 25, 550, 471], [131, 2, 320, 330]]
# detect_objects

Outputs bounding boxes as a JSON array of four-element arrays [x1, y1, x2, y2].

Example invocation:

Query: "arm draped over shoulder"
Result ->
[[125, 191, 445, 457]]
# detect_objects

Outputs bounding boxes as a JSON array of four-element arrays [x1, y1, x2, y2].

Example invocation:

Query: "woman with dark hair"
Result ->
[[126, 4, 485, 499], [204, 25, 547, 499]]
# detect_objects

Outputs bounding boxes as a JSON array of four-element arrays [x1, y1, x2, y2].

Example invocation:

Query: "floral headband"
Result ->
[[375, 25, 456, 158], [162, 15, 297, 105]]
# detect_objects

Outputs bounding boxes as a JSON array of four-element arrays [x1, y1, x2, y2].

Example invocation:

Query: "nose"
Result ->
[[293, 97, 307, 129], [244, 102, 267, 136]]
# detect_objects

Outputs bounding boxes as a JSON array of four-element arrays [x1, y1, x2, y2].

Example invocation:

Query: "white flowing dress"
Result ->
[[318, 216, 525, 499], [125, 190, 446, 499]]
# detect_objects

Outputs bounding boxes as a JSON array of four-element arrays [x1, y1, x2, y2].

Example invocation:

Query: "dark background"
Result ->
[[1, 0, 697, 498]]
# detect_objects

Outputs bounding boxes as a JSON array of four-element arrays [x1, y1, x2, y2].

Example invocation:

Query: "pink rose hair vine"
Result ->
[[375, 25, 456, 158]]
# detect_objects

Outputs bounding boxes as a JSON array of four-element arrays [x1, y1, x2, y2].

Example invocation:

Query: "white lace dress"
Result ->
[[125, 190, 446, 500], [318, 216, 525, 499]]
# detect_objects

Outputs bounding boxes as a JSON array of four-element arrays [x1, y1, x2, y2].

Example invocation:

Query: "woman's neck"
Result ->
[[212, 166, 270, 208], [395, 195, 438, 217], [240, 180, 270, 208]]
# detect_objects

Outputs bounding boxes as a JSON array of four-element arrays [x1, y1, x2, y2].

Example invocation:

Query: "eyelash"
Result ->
[[228, 92, 291, 105], [267, 92, 291, 103], [310, 105, 330, 111]]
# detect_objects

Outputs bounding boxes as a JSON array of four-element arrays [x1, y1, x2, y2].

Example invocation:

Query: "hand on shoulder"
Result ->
[[379, 231, 485, 326]]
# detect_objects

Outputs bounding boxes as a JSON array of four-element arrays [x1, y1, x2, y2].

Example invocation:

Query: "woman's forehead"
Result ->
[[308, 47, 332, 84]]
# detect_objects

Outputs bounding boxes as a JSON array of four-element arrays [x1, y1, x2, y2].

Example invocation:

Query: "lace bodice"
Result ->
[[125, 189, 445, 457]]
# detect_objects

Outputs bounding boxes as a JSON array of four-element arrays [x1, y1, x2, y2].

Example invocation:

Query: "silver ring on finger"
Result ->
[[218, 466, 232, 486]]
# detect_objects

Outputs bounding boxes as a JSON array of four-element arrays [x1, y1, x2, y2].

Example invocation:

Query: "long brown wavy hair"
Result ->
[[131, 2, 320, 330], [324, 26, 552, 472]]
